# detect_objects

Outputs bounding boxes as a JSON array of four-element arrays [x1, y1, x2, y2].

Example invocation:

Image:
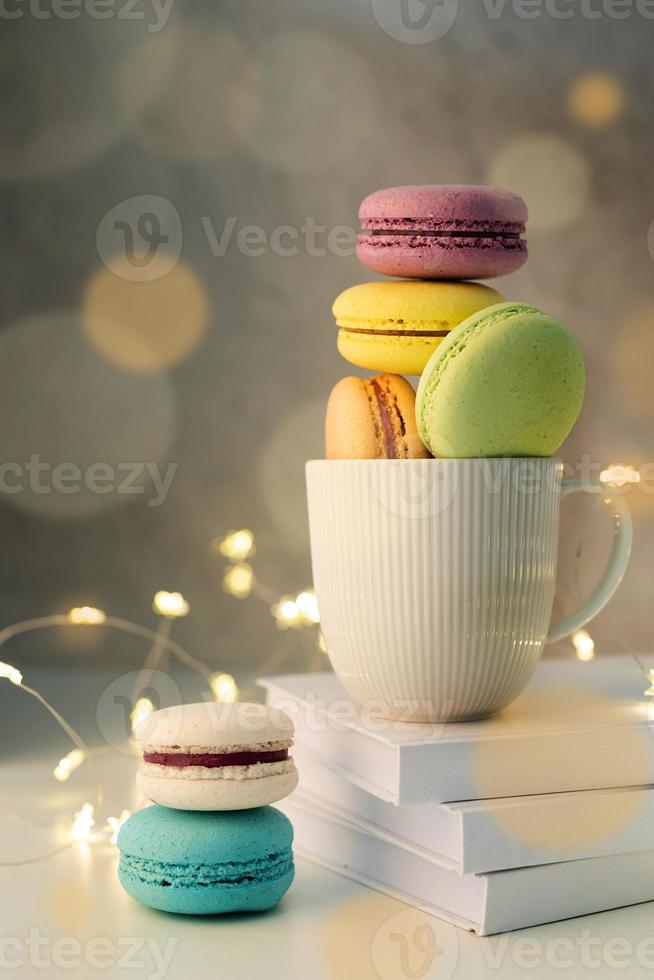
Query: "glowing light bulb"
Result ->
[[0, 661, 22, 685], [53, 749, 86, 782], [67, 606, 107, 625], [210, 672, 238, 703], [106, 810, 131, 845], [599, 464, 640, 488], [131, 697, 154, 732], [70, 803, 95, 842], [295, 589, 320, 624], [271, 595, 303, 630], [223, 563, 255, 599], [214, 529, 255, 562], [644, 670, 654, 697], [152, 591, 189, 618], [572, 629, 595, 662]]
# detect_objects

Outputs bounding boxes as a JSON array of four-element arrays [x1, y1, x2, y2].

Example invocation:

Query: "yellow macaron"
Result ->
[[333, 280, 505, 375]]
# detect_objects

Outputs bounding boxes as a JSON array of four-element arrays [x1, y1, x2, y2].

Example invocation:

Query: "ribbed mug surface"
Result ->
[[306, 458, 563, 722]]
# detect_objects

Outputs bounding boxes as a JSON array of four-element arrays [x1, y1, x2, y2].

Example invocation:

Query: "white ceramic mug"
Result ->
[[306, 458, 632, 722]]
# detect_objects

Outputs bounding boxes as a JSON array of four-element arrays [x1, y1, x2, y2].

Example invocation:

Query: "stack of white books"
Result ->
[[261, 656, 654, 935]]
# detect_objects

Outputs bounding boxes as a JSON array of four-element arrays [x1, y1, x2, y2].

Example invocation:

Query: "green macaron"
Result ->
[[416, 302, 585, 458]]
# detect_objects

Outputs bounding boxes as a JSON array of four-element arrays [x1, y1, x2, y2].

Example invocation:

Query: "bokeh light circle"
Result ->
[[568, 72, 625, 129], [0, 7, 179, 180], [257, 397, 325, 553], [46, 879, 93, 932], [125, 25, 261, 164], [614, 305, 654, 421], [322, 892, 423, 980], [0, 313, 176, 518], [248, 32, 379, 176], [82, 258, 209, 373], [488, 134, 590, 232], [471, 682, 649, 852]]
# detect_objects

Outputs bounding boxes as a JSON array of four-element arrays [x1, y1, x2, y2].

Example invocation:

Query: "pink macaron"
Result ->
[[357, 185, 528, 280]]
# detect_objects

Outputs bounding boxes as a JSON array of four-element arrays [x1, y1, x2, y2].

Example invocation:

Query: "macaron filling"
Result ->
[[359, 219, 526, 257], [119, 850, 294, 888], [340, 325, 450, 338], [365, 229, 524, 240], [143, 748, 289, 768], [362, 215, 523, 229], [369, 377, 402, 459]]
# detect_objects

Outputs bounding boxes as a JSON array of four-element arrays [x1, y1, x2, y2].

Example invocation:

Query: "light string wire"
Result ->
[[1, 505, 649, 869], [0, 530, 324, 868], [0, 611, 214, 867]]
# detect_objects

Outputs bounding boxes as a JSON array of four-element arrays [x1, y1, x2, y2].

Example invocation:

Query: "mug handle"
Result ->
[[546, 480, 633, 644]]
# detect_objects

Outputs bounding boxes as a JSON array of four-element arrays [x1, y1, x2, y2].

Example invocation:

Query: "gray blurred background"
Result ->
[[0, 0, 652, 693]]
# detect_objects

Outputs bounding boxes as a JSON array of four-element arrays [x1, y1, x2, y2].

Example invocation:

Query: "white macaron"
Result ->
[[134, 702, 298, 811]]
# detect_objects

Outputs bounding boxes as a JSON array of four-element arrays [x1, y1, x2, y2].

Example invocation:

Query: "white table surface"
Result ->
[[4, 752, 654, 980]]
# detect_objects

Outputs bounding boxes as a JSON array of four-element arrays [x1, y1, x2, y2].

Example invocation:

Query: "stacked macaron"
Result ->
[[327, 184, 585, 459], [117, 702, 298, 915]]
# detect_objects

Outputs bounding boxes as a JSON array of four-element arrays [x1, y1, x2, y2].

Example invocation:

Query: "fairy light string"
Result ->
[[0, 489, 648, 866], [0, 601, 217, 866], [0, 659, 101, 866]]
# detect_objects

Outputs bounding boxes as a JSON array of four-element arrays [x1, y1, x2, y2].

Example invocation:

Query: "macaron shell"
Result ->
[[334, 280, 505, 375], [117, 804, 295, 915], [134, 701, 294, 751], [359, 185, 529, 224], [337, 329, 443, 376], [118, 864, 294, 915], [356, 237, 527, 281], [137, 765, 299, 811], [358, 185, 528, 280], [325, 374, 428, 459], [416, 302, 585, 458], [118, 802, 293, 863]]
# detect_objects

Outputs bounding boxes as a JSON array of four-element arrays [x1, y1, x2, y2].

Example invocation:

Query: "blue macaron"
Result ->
[[117, 805, 294, 915]]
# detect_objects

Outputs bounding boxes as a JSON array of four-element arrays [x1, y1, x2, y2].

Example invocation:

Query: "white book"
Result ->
[[281, 792, 654, 936], [292, 745, 654, 875], [260, 655, 654, 804]]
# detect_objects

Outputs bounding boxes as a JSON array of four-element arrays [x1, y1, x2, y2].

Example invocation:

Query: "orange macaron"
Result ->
[[325, 374, 429, 460]]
